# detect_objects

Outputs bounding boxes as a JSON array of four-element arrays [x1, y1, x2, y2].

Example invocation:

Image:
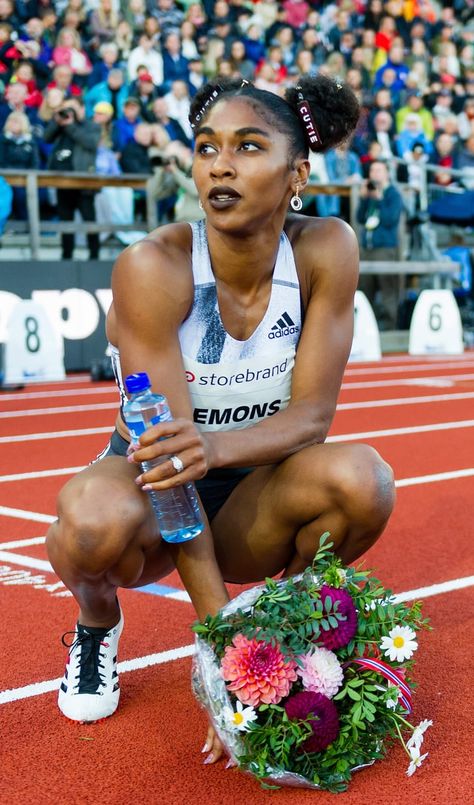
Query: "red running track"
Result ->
[[1, 354, 473, 804]]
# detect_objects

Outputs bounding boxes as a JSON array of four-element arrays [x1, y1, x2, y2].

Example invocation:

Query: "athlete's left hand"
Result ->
[[201, 724, 236, 769]]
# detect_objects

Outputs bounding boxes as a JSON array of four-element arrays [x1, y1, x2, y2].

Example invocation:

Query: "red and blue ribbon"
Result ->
[[351, 658, 413, 713]]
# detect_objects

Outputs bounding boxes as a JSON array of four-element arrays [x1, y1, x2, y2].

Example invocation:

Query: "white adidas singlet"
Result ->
[[179, 221, 302, 432], [110, 220, 302, 433]]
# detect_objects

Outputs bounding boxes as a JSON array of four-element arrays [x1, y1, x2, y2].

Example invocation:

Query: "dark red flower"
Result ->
[[318, 585, 358, 650], [284, 691, 340, 753]]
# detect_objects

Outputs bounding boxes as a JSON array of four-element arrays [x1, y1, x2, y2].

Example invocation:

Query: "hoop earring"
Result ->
[[290, 187, 302, 212], [198, 199, 203, 210]]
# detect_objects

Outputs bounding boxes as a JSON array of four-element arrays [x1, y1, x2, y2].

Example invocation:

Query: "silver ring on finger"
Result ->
[[170, 454, 184, 474]]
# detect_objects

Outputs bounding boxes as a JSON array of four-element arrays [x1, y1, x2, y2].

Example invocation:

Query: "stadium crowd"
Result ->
[[0, 0, 473, 259]]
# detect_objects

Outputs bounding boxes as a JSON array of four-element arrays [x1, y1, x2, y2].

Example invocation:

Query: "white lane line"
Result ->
[[1, 574, 473, 706], [0, 386, 115, 402], [0, 537, 45, 549], [341, 373, 474, 390], [0, 550, 52, 571], [0, 426, 113, 444], [0, 403, 117, 419], [345, 360, 474, 375], [393, 576, 474, 602], [0, 506, 56, 523], [1, 467, 473, 570], [395, 468, 474, 487], [337, 391, 474, 410], [0, 644, 196, 705], [2, 392, 474, 447], [1, 465, 473, 531], [0, 467, 85, 483], [328, 419, 474, 442], [0, 371, 472, 404]]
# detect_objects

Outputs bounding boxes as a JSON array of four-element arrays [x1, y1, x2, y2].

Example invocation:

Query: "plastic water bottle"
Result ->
[[123, 372, 204, 543]]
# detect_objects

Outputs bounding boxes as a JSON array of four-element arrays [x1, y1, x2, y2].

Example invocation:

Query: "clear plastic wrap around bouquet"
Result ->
[[192, 535, 432, 792]]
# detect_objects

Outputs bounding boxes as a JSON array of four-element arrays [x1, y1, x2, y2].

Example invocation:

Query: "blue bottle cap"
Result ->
[[124, 372, 151, 394]]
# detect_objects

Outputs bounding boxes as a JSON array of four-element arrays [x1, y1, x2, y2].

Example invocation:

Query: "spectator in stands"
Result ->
[[149, 94, 191, 147], [369, 109, 398, 161], [180, 20, 199, 61], [162, 31, 190, 91], [0, 0, 20, 30], [123, 0, 146, 38], [18, 17, 53, 71], [130, 70, 160, 121], [396, 113, 433, 159], [243, 23, 266, 65], [84, 68, 128, 119], [152, 0, 184, 37], [52, 27, 92, 85], [9, 60, 43, 108], [0, 110, 40, 218], [115, 19, 134, 64], [282, 0, 310, 32], [47, 64, 82, 99], [87, 42, 122, 88], [39, 86, 66, 124], [254, 61, 280, 94], [187, 56, 205, 94], [120, 120, 155, 174], [88, 0, 120, 49], [111, 95, 141, 152], [93, 99, 116, 165], [431, 131, 458, 186], [374, 42, 409, 93], [457, 97, 474, 141], [357, 159, 403, 330], [228, 42, 255, 84], [403, 141, 429, 216], [317, 141, 362, 220], [430, 88, 455, 130], [143, 15, 161, 49], [163, 79, 192, 140], [396, 90, 434, 140], [458, 134, 474, 190], [127, 34, 164, 84], [43, 96, 101, 260], [58, 0, 90, 38], [0, 81, 39, 129]]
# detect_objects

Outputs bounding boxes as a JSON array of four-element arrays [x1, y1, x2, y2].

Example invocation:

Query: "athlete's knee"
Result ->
[[330, 444, 395, 529], [48, 476, 149, 575]]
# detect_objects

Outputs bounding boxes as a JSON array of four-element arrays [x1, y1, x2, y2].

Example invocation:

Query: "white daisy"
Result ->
[[406, 747, 429, 777], [380, 626, 418, 662], [407, 719, 433, 752], [225, 700, 258, 732]]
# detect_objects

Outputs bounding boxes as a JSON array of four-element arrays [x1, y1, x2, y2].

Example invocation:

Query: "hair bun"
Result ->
[[285, 75, 360, 154]]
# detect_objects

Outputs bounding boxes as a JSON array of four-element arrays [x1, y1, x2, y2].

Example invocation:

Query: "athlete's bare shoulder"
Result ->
[[113, 222, 193, 280], [107, 223, 195, 343], [286, 212, 358, 276]]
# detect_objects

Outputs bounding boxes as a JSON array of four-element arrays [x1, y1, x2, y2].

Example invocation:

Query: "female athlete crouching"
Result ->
[[46, 75, 395, 765]]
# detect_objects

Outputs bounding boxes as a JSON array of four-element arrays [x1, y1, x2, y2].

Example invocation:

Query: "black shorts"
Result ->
[[95, 429, 253, 523]]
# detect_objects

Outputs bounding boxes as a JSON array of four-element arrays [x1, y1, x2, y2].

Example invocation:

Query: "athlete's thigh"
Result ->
[[209, 442, 376, 584]]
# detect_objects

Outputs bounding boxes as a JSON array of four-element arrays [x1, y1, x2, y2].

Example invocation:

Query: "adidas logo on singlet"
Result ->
[[268, 311, 300, 339]]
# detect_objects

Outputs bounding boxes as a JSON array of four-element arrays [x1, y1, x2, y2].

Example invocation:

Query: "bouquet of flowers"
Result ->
[[192, 535, 432, 792]]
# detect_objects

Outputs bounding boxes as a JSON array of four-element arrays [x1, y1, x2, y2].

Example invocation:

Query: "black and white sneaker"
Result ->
[[58, 611, 124, 723]]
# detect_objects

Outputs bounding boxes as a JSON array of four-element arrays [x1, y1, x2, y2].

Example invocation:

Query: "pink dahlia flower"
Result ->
[[298, 647, 344, 698], [285, 691, 340, 753], [220, 633, 298, 707], [318, 584, 358, 650]]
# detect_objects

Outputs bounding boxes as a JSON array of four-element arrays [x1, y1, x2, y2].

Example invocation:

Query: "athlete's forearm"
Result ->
[[167, 524, 229, 621], [205, 400, 333, 469]]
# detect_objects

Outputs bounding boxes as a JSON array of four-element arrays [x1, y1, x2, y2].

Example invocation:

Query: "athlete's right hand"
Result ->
[[127, 417, 215, 490]]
